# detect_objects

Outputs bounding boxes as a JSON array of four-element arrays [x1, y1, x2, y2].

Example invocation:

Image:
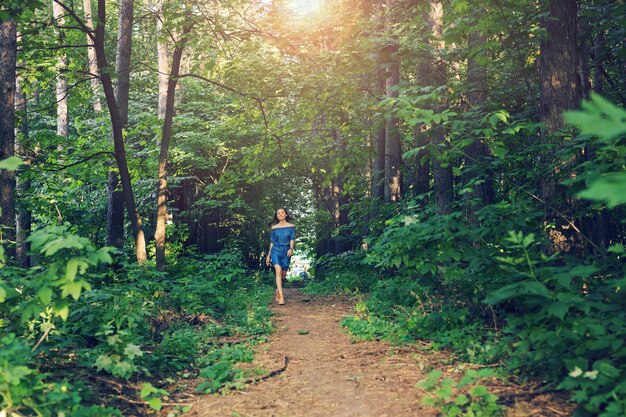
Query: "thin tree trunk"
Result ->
[[372, 63, 386, 200], [332, 129, 349, 226], [464, 31, 494, 220], [106, 0, 134, 248], [384, 55, 401, 202], [156, 0, 169, 121], [426, 0, 453, 214], [593, 29, 604, 94], [83, 0, 102, 112], [52, 1, 69, 138], [0, 21, 17, 259], [155, 26, 190, 271], [15, 36, 31, 267], [94, 0, 146, 263]]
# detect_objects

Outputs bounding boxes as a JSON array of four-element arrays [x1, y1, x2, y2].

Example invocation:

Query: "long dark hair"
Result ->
[[269, 207, 292, 227]]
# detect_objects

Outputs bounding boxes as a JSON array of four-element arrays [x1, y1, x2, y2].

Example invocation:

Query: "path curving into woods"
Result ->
[[187, 288, 433, 417], [182, 288, 573, 417]]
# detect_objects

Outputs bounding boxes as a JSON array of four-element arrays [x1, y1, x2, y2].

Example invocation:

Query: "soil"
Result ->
[[171, 288, 575, 417]]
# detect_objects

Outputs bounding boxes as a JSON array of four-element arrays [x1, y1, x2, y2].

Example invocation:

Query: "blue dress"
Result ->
[[270, 226, 296, 269]]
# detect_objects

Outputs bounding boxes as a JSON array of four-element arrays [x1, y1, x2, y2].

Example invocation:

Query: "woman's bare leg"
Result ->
[[274, 264, 285, 304], [282, 270, 287, 286]]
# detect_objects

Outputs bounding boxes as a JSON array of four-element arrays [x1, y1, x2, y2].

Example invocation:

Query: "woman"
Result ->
[[266, 208, 295, 305]]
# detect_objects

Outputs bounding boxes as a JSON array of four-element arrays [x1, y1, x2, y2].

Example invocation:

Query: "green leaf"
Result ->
[[578, 172, 626, 208], [124, 344, 143, 360], [547, 302, 569, 319], [94, 354, 113, 371], [469, 385, 489, 397], [37, 286, 53, 304], [147, 398, 162, 411], [0, 156, 23, 171]]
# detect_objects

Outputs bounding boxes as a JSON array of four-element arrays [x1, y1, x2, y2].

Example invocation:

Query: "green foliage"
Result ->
[[139, 383, 169, 411], [196, 344, 254, 393], [417, 369, 503, 417]]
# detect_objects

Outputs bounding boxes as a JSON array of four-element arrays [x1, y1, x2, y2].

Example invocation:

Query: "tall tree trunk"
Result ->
[[384, 54, 401, 202], [155, 26, 190, 271], [0, 21, 17, 259], [464, 30, 494, 220], [539, 0, 579, 224], [93, 0, 146, 263], [372, 62, 386, 200], [106, 0, 134, 248], [83, 0, 102, 112], [426, 0, 453, 214], [593, 29, 604, 95], [52, 1, 69, 138], [15, 34, 31, 267], [332, 129, 349, 226], [156, 0, 169, 121]]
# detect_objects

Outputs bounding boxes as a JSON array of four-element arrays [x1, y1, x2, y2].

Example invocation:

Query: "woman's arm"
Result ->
[[266, 243, 273, 265], [287, 239, 294, 256]]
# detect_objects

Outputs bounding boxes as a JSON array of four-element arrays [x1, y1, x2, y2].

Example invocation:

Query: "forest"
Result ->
[[0, 0, 625, 416]]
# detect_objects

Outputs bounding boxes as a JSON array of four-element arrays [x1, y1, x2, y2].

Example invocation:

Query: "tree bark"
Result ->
[[539, 0, 579, 214], [464, 30, 494, 219], [52, 1, 69, 138], [83, 0, 102, 112], [15, 37, 31, 267], [0, 21, 17, 258], [155, 25, 190, 271], [156, 0, 169, 121], [425, 0, 453, 214], [94, 0, 146, 263], [372, 63, 386, 200], [384, 54, 401, 202], [106, 0, 134, 248]]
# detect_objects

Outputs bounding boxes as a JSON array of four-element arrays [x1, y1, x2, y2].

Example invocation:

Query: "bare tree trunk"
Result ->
[[426, 0, 453, 214], [464, 30, 494, 220], [15, 34, 31, 267], [539, 0, 579, 251], [93, 0, 146, 263], [83, 0, 102, 112], [106, 0, 134, 248], [332, 129, 349, 226], [384, 55, 401, 202], [52, 1, 69, 138], [156, 0, 169, 121], [372, 63, 386, 200], [0, 21, 17, 258], [593, 29, 604, 95], [155, 25, 190, 271]]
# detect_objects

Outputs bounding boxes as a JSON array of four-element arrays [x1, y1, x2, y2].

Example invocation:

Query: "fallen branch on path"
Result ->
[[230, 356, 289, 389]]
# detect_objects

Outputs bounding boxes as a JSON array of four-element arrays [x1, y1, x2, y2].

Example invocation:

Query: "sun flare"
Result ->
[[286, 0, 323, 17]]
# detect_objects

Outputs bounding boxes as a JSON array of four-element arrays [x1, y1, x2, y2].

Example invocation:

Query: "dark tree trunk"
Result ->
[[15, 58, 30, 267], [424, 0, 453, 214], [94, 0, 146, 263], [384, 55, 401, 202], [372, 63, 386, 200], [593, 29, 604, 95], [0, 21, 16, 258], [155, 25, 190, 271], [539, 0, 579, 245], [463, 31, 494, 220], [331, 129, 349, 227], [106, 0, 134, 248]]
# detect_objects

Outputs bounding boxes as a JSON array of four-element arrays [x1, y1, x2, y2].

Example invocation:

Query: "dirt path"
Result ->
[[184, 288, 574, 417], [187, 288, 437, 417]]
